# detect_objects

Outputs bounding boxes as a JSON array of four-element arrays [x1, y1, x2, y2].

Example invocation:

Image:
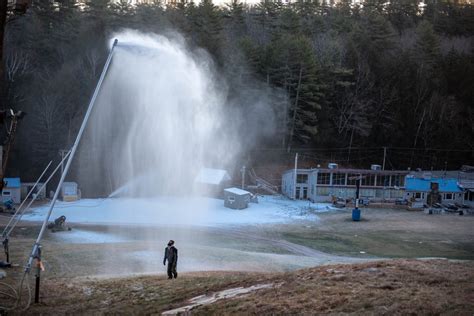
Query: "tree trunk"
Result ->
[[0, 0, 7, 110], [287, 66, 303, 153], [410, 108, 426, 168], [347, 127, 354, 162]]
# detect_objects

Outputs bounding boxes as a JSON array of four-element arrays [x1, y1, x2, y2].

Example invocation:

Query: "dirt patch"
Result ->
[[162, 283, 276, 315]]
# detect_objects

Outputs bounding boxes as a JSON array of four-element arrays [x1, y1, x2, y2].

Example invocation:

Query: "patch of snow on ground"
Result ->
[[24, 195, 335, 226], [47, 229, 129, 244]]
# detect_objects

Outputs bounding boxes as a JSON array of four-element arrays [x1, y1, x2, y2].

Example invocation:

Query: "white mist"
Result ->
[[81, 30, 239, 197]]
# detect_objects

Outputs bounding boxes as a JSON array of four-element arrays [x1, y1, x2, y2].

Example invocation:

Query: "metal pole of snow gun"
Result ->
[[24, 40, 118, 307]]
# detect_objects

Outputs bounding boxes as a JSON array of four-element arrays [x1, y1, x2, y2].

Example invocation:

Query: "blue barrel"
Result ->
[[352, 208, 361, 221]]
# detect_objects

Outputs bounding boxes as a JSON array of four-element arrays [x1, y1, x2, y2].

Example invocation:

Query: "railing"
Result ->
[[248, 168, 279, 195]]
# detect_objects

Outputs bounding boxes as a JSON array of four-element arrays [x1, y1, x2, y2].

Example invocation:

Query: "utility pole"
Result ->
[[241, 165, 245, 189], [382, 147, 387, 170], [348, 174, 365, 221], [293, 153, 298, 199]]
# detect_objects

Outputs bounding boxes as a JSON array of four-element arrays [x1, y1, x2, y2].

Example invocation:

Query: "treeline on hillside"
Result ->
[[3, 0, 474, 179]]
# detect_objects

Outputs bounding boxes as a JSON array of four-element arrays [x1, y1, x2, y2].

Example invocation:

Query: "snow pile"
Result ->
[[48, 229, 127, 244], [24, 196, 335, 226]]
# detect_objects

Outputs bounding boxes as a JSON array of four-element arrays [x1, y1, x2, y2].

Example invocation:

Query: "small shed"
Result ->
[[405, 177, 463, 204], [2, 178, 21, 203], [224, 187, 251, 210], [194, 168, 232, 197], [61, 182, 79, 202], [21, 182, 46, 200]]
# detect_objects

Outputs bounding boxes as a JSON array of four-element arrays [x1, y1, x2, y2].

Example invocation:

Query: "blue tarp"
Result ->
[[405, 177, 461, 193], [3, 177, 21, 188]]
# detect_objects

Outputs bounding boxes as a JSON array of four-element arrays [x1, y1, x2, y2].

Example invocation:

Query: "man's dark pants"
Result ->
[[167, 262, 177, 279]]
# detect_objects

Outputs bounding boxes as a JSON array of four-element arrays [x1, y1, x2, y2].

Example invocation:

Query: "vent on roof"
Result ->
[[371, 164, 381, 171], [328, 163, 338, 169], [423, 172, 432, 180]]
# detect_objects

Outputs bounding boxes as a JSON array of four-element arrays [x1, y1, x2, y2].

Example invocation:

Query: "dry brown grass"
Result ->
[[3, 259, 469, 315], [193, 259, 474, 315]]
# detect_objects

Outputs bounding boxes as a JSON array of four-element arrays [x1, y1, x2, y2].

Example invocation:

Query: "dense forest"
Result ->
[[3, 0, 474, 181]]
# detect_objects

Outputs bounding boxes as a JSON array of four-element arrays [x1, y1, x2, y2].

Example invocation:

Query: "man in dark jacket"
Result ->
[[163, 240, 178, 279]]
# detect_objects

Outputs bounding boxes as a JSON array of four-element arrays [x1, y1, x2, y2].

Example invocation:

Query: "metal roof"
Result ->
[[317, 168, 409, 175], [284, 168, 408, 175], [224, 187, 251, 196], [409, 170, 474, 180], [3, 178, 21, 188], [459, 180, 474, 190], [405, 178, 462, 193]]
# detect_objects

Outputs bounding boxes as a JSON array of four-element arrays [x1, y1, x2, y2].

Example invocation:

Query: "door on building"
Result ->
[[303, 187, 308, 199], [295, 187, 300, 199]]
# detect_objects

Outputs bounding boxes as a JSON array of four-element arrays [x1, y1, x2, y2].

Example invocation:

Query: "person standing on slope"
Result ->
[[163, 240, 178, 279]]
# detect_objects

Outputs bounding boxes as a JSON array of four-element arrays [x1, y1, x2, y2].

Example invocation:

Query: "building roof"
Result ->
[[283, 169, 313, 175], [409, 170, 474, 180], [405, 177, 462, 193], [459, 180, 474, 190], [224, 187, 251, 196], [62, 182, 78, 187], [317, 168, 409, 175], [195, 168, 231, 185], [3, 178, 21, 188], [284, 168, 409, 175]]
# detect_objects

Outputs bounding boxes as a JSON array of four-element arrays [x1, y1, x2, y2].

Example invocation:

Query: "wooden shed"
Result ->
[[194, 168, 231, 197]]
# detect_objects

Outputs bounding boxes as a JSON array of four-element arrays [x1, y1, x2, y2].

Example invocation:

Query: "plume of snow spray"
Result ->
[[80, 30, 240, 197]]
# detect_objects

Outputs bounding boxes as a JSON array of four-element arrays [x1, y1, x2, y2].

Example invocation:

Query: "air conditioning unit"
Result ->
[[328, 163, 338, 169], [371, 164, 382, 171]]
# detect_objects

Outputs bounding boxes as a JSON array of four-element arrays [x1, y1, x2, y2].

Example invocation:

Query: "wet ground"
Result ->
[[1, 203, 473, 280]]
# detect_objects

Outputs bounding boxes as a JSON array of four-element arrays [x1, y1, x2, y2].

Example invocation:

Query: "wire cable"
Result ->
[[3, 151, 71, 239], [2, 160, 52, 237]]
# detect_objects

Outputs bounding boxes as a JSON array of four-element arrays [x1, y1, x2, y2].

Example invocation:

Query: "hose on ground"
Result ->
[[0, 271, 32, 311]]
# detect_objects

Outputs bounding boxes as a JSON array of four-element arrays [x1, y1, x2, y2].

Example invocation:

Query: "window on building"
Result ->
[[391, 175, 405, 187], [317, 173, 330, 185], [378, 175, 390, 187], [361, 174, 375, 186], [399, 175, 405, 186], [445, 193, 453, 200], [332, 173, 346, 185], [316, 186, 330, 196], [297, 174, 308, 184], [347, 174, 358, 186], [415, 192, 422, 199], [392, 190, 403, 198], [2, 191, 11, 196]]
